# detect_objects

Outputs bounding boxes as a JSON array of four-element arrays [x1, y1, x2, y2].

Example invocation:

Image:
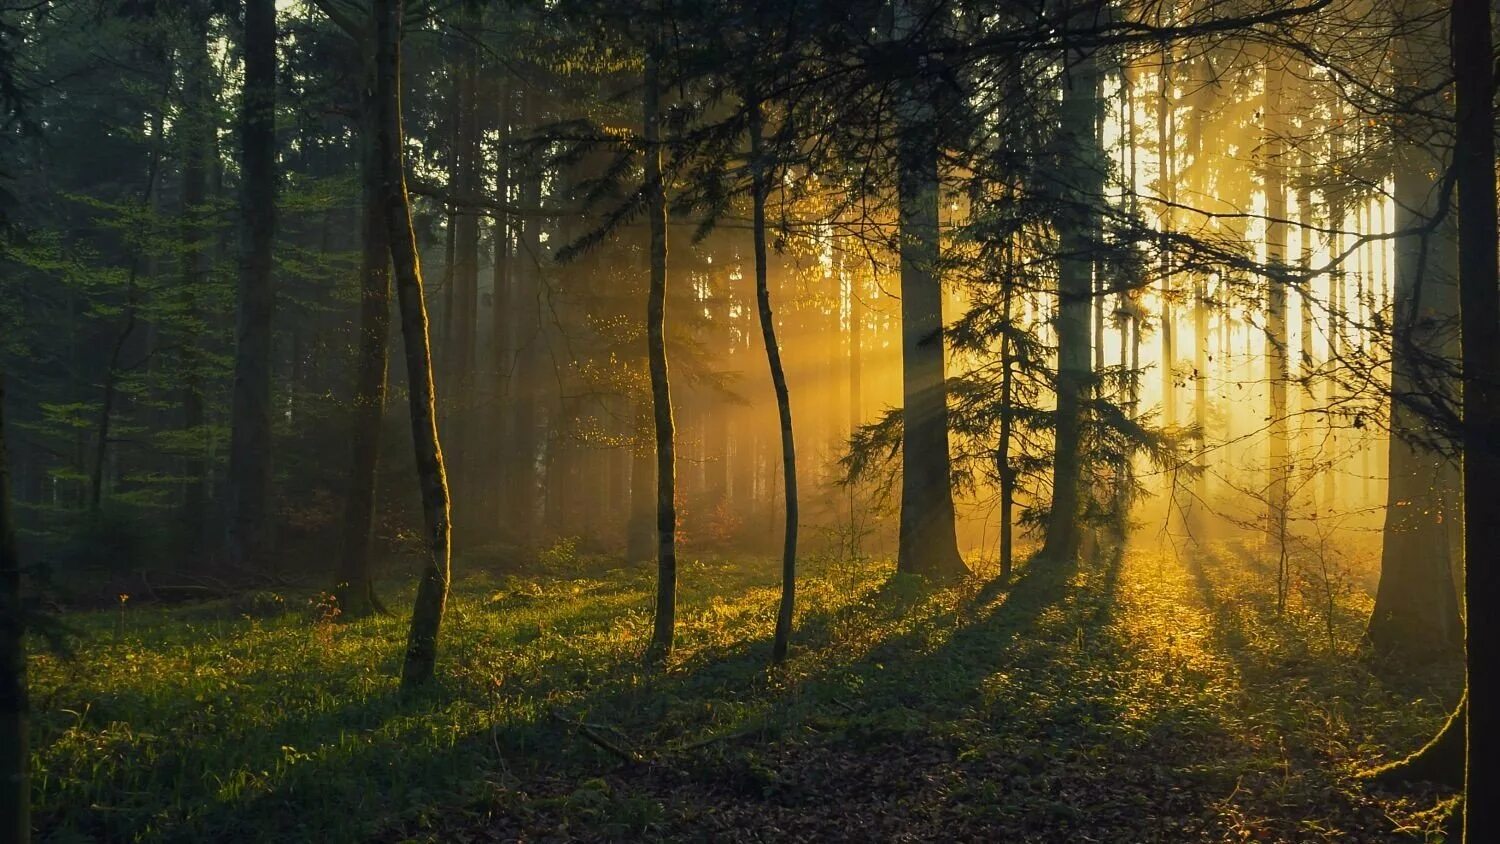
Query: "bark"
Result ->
[[227, 0, 277, 571], [749, 102, 799, 665], [1368, 0, 1462, 658], [1, 372, 29, 842], [1454, 0, 1498, 831], [644, 38, 678, 660], [1042, 26, 1102, 564], [373, 0, 453, 689], [336, 56, 393, 620], [893, 0, 967, 581], [179, 9, 213, 558], [504, 91, 542, 548], [1263, 58, 1290, 605]]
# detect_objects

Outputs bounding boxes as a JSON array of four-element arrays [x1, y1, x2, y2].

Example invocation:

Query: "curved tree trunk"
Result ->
[[226, 0, 277, 572], [644, 37, 677, 661], [748, 101, 799, 665], [373, 0, 453, 689]]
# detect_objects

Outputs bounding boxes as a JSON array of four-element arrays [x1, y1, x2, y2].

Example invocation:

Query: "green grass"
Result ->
[[30, 541, 1461, 842]]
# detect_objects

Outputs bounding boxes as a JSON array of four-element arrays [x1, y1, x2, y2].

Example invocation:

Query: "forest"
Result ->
[[0, 0, 1494, 839]]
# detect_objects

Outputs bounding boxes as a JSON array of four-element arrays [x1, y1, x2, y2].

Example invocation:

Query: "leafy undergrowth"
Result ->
[[31, 539, 1460, 842]]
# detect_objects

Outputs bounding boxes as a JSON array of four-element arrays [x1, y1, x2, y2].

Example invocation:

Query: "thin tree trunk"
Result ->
[[179, 9, 213, 559], [336, 59, 393, 619], [644, 37, 677, 660], [227, 0, 277, 572], [374, 0, 453, 689], [1263, 57, 1290, 606], [0, 371, 29, 842], [749, 102, 799, 665]]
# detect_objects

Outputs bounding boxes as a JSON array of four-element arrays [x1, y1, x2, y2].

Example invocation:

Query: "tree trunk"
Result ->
[[1042, 26, 1102, 564], [893, 0, 967, 581], [336, 56, 393, 620], [1454, 0, 1498, 831], [749, 102, 799, 665], [1368, 0, 1463, 658], [179, 9, 213, 560], [1263, 58, 1290, 607], [226, 0, 277, 572], [644, 38, 678, 660], [627, 401, 656, 562], [373, 0, 453, 689], [0, 371, 29, 842]]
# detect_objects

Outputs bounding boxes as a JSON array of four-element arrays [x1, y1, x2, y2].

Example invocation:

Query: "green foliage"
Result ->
[[29, 548, 1458, 841]]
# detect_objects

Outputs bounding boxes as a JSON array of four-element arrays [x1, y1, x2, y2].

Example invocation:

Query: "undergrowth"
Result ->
[[29, 540, 1460, 842]]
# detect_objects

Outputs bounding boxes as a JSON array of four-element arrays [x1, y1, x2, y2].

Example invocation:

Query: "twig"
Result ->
[[549, 708, 646, 765]]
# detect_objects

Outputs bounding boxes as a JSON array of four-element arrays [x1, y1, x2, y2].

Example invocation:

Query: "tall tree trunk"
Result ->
[[1042, 21, 1102, 564], [491, 80, 513, 539], [749, 102, 799, 665], [1368, 0, 1462, 657], [374, 0, 453, 689], [1454, 0, 1498, 831], [1157, 45, 1177, 430], [336, 58, 393, 619], [505, 92, 542, 548], [0, 371, 29, 842], [1263, 57, 1290, 607], [227, 0, 277, 572], [892, 0, 967, 580], [644, 37, 678, 660], [179, 8, 213, 560]]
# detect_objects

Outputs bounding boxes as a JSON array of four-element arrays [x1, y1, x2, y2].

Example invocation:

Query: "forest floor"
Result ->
[[30, 536, 1462, 842]]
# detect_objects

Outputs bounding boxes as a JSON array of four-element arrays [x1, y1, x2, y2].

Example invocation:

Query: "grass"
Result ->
[[29, 538, 1461, 842]]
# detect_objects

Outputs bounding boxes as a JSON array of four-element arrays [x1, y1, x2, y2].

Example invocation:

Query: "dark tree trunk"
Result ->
[[892, 0, 967, 581], [1042, 30, 1102, 564], [179, 9, 213, 559], [749, 102, 799, 665], [336, 57, 394, 620], [1454, 0, 1498, 831], [1368, 0, 1463, 658], [227, 0, 277, 571], [0, 372, 29, 842], [644, 38, 678, 660], [373, 0, 453, 689]]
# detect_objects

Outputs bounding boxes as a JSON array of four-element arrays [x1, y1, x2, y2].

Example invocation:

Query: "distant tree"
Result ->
[[226, 0, 278, 571], [1368, 0, 1462, 658]]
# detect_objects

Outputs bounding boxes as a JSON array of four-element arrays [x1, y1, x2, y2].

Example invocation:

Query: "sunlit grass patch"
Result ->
[[29, 541, 1460, 842]]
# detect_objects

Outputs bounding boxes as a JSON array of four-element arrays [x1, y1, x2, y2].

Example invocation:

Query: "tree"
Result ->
[[748, 100, 799, 665], [226, 0, 278, 571], [892, 0, 968, 581], [1367, 0, 1462, 658], [644, 31, 678, 660], [1452, 0, 1497, 831], [335, 19, 393, 619], [372, 0, 454, 689], [1, 371, 28, 843], [1041, 3, 1105, 564]]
